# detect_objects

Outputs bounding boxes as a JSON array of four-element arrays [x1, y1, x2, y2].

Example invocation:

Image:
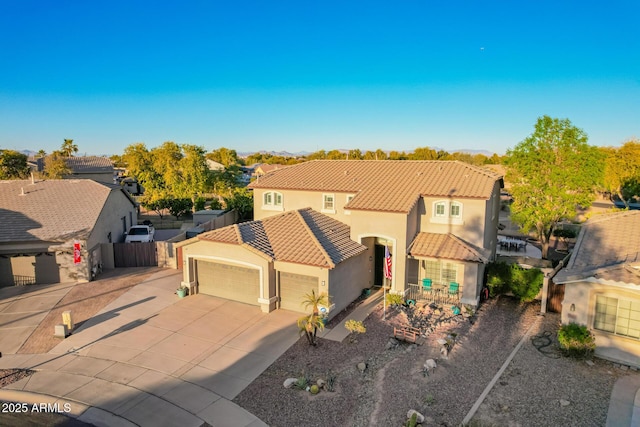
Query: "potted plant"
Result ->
[[176, 287, 187, 298]]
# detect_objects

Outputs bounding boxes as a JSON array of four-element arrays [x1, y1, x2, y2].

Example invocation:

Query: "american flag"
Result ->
[[384, 246, 392, 280]]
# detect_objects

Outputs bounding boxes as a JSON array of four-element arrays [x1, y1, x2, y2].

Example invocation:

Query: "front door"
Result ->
[[374, 244, 385, 286]]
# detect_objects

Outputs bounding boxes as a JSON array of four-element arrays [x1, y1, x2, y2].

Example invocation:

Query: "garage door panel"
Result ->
[[197, 261, 259, 306], [279, 272, 318, 312]]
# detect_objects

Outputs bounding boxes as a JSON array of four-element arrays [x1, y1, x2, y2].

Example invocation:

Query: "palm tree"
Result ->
[[61, 139, 78, 157], [297, 290, 330, 346]]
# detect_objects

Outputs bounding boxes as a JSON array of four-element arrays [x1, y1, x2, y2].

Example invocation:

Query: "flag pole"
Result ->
[[383, 277, 387, 320]]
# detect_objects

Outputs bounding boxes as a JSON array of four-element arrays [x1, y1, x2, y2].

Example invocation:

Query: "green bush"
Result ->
[[345, 319, 366, 334], [194, 197, 206, 211], [558, 323, 595, 359], [486, 262, 543, 302]]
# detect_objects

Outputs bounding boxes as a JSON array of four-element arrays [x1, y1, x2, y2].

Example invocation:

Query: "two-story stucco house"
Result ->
[[555, 210, 640, 367], [178, 160, 502, 317]]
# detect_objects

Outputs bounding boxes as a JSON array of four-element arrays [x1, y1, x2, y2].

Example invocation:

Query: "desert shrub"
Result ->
[[557, 323, 595, 359], [325, 370, 336, 392], [385, 293, 405, 306], [345, 319, 366, 334], [486, 262, 543, 302]]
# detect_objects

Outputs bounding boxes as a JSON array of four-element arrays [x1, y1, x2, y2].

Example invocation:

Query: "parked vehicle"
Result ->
[[125, 224, 155, 243]]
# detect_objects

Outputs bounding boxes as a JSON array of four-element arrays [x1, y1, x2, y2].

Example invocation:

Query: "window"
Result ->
[[262, 191, 283, 210], [450, 202, 462, 218], [595, 295, 640, 340], [431, 200, 464, 224], [322, 194, 335, 213], [423, 260, 458, 284]]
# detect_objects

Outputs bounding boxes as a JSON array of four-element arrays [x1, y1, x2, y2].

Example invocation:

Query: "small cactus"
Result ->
[[310, 384, 319, 394]]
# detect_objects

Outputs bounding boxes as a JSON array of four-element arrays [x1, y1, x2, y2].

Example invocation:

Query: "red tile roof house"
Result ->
[[0, 179, 137, 287], [177, 160, 503, 317], [554, 210, 640, 367]]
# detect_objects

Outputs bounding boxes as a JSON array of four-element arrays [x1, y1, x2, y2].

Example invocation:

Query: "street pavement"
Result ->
[[0, 269, 300, 427]]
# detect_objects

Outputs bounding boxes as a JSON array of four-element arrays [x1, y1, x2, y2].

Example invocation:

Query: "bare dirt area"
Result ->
[[234, 297, 636, 426], [17, 267, 157, 354]]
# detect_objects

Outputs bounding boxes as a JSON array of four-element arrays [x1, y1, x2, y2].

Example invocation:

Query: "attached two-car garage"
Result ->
[[196, 260, 260, 306], [278, 272, 319, 312]]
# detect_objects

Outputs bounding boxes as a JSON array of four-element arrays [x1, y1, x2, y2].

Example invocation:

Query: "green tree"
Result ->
[[505, 116, 603, 259], [602, 139, 640, 208], [410, 147, 438, 160], [207, 147, 240, 167], [176, 144, 210, 206], [44, 150, 71, 178], [0, 150, 29, 179], [224, 187, 253, 221], [167, 198, 193, 219], [36, 149, 47, 158], [347, 149, 362, 160], [326, 150, 346, 160], [61, 139, 78, 157]]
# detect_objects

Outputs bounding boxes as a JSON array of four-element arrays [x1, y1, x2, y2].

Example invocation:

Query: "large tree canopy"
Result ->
[[602, 139, 640, 208], [505, 116, 604, 259], [0, 150, 29, 179]]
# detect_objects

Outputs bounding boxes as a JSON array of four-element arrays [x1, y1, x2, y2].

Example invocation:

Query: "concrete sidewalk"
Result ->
[[322, 288, 384, 342], [606, 374, 640, 427], [0, 268, 300, 427]]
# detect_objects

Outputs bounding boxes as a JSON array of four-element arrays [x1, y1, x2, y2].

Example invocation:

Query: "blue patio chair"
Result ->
[[422, 278, 434, 301], [448, 282, 459, 302]]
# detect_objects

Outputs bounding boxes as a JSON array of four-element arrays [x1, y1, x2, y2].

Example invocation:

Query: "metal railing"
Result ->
[[406, 283, 460, 305], [13, 275, 37, 286]]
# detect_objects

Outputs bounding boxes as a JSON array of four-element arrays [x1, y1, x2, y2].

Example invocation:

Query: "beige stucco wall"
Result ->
[[562, 280, 640, 367], [328, 252, 369, 317], [253, 189, 356, 225], [419, 196, 490, 248], [88, 189, 137, 248], [179, 239, 275, 312]]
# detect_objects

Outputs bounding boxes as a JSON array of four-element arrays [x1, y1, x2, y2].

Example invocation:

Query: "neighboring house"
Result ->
[[206, 159, 225, 171], [252, 163, 286, 178], [178, 160, 502, 315], [555, 210, 640, 367], [0, 179, 137, 287], [64, 156, 114, 183]]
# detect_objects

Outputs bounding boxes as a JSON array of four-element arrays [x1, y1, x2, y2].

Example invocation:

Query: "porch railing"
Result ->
[[406, 282, 460, 305], [13, 275, 37, 286]]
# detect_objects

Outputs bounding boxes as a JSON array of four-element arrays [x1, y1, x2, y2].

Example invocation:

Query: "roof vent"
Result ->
[[344, 170, 349, 175]]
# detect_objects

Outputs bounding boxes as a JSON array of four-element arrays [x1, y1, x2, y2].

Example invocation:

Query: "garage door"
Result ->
[[279, 272, 319, 312], [197, 260, 260, 306]]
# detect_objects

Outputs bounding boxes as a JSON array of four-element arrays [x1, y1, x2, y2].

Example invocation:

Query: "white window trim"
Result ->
[[262, 191, 284, 211], [430, 200, 464, 225], [322, 193, 336, 214]]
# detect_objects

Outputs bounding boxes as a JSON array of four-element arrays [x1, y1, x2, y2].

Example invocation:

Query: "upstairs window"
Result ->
[[262, 191, 283, 210], [431, 200, 464, 223], [435, 202, 446, 217], [450, 202, 462, 218], [322, 194, 335, 213]]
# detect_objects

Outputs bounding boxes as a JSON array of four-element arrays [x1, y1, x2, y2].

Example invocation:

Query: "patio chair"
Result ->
[[422, 278, 434, 301], [448, 282, 459, 302]]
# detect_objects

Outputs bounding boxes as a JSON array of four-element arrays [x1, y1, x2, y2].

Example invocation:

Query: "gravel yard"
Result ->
[[234, 296, 638, 426]]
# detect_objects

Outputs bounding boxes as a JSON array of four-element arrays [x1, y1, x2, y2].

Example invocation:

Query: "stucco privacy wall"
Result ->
[[328, 251, 369, 316], [562, 281, 640, 367]]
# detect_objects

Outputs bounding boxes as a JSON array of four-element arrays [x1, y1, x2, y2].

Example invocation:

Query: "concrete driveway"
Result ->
[[0, 269, 301, 426]]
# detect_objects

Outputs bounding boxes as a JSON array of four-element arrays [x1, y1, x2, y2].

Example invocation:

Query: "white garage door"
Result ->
[[279, 272, 319, 312], [197, 260, 260, 306]]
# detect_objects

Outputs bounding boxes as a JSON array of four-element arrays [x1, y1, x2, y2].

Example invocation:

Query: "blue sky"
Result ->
[[1, 1, 638, 156]]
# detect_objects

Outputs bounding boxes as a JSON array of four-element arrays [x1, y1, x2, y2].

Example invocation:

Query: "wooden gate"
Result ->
[[113, 243, 158, 268], [547, 279, 565, 313]]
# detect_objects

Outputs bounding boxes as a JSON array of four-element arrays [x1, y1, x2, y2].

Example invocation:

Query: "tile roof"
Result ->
[[65, 156, 114, 173], [197, 208, 367, 268], [248, 160, 502, 213], [555, 210, 640, 284], [0, 179, 125, 243], [408, 232, 490, 263]]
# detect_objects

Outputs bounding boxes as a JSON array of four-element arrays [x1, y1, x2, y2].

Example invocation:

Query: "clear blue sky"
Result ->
[[1, 1, 638, 156]]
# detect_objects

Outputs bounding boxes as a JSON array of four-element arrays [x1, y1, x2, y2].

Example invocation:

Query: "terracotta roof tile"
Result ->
[[555, 210, 640, 284], [195, 208, 366, 268], [249, 160, 502, 212], [0, 179, 121, 242], [408, 232, 490, 263]]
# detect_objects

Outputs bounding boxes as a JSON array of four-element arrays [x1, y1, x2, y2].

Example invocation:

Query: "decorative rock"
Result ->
[[357, 362, 367, 372], [406, 410, 425, 423], [440, 346, 449, 359], [386, 337, 399, 350], [619, 365, 629, 371], [283, 378, 298, 388], [560, 399, 570, 407], [317, 379, 326, 389], [437, 338, 448, 345], [424, 359, 437, 371], [585, 360, 595, 367]]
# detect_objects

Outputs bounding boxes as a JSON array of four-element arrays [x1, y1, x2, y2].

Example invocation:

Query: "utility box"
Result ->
[[62, 311, 74, 332], [54, 324, 68, 338]]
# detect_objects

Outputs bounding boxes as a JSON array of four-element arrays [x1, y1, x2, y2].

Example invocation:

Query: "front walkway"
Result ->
[[0, 269, 300, 427]]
